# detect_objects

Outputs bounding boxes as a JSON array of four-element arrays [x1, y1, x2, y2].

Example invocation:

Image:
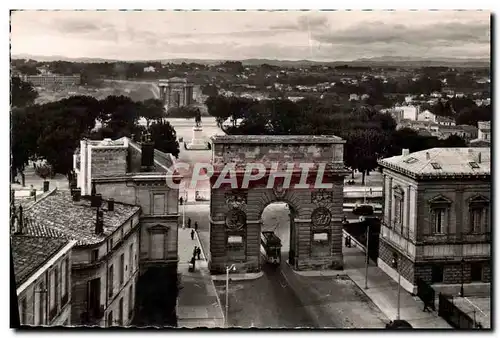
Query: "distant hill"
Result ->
[[11, 54, 490, 68]]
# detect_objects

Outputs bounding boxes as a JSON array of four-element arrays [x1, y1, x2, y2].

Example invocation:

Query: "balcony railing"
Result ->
[[382, 221, 491, 244], [420, 232, 491, 244]]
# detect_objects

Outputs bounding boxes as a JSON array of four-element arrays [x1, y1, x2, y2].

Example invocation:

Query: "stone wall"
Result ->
[[379, 238, 415, 283], [91, 148, 128, 178]]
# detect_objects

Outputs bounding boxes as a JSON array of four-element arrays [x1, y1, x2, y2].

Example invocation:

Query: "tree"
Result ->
[[11, 76, 38, 108], [99, 95, 140, 138], [140, 98, 166, 127], [439, 135, 468, 147], [149, 121, 180, 158]]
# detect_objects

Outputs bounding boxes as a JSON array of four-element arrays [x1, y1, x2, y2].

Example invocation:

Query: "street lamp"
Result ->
[[225, 264, 236, 327], [460, 258, 465, 297], [364, 222, 370, 289], [392, 254, 402, 320]]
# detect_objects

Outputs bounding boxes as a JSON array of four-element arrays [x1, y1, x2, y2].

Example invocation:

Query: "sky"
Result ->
[[10, 10, 491, 61]]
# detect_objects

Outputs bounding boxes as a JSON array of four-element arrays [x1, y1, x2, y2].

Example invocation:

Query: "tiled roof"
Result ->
[[378, 148, 491, 179], [11, 235, 70, 287], [20, 190, 140, 246], [435, 115, 455, 123]]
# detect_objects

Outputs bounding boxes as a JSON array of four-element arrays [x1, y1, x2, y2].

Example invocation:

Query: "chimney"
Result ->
[[72, 188, 81, 202], [91, 181, 96, 196], [402, 149, 410, 156], [141, 134, 155, 171], [426, 152, 430, 160], [91, 193, 102, 208], [478, 152, 482, 164], [95, 208, 104, 234], [108, 198, 115, 212]]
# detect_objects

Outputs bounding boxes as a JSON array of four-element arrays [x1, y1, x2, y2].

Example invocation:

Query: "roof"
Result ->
[[11, 235, 70, 287], [20, 190, 140, 246], [435, 116, 455, 123], [378, 148, 490, 180], [211, 135, 345, 144]]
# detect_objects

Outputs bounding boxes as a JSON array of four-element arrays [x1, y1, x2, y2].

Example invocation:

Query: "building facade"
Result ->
[[18, 189, 141, 327], [377, 148, 491, 294], [158, 77, 194, 109], [11, 229, 76, 326], [74, 136, 181, 324]]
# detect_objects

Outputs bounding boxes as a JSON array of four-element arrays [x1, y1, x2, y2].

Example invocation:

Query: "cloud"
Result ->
[[270, 14, 329, 31], [312, 20, 490, 46]]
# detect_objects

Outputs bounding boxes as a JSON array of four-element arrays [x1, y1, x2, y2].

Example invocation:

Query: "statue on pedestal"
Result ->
[[194, 108, 202, 128]]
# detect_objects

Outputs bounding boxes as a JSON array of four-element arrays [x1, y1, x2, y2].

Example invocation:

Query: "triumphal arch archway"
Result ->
[[208, 135, 350, 274]]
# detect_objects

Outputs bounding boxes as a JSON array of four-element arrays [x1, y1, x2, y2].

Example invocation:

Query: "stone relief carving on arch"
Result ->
[[225, 209, 246, 231], [311, 189, 334, 206], [311, 206, 332, 227], [225, 190, 247, 210]]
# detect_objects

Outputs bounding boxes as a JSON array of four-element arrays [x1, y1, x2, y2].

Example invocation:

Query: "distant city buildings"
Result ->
[[470, 121, 491, 147], [378, 147, 491, 294], [22, 74, 81, 87]]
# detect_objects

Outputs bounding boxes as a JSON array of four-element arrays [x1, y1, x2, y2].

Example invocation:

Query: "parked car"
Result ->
[[385, 320, 413, 329], [352, 204, 374, 216]]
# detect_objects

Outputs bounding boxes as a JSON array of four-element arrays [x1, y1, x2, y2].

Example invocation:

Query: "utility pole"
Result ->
[[364, 222, 370, 289], [397, 256, 402, 320], [225, 264, 235, 327]]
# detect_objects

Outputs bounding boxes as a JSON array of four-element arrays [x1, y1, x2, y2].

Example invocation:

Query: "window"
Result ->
[[470, 208, 483, 233], [37, 282, 45, 325], [108, 265, 114, 298], [393, 187, 404, 230], [91, 249, 99, 263], [129, 243, 134, 276], [151, 232, 165, 260], [19, 297, 27, 324], [432, 208, 446, 234], [118, 298, 124, 326], [107, 311, 113, 327], [61, 258, 69, 306], [119, 254, 125, 286], [109, 239, 114, 251], [471, 263, 483, 282], [469, 161, 480, 169], [88, 278, 101, 317], [128, 285, 134, 319], [430, 162, 441, 169], [153, 194, 165, 215], [431, 265, 444, 283], [49, 268, 58, 317]]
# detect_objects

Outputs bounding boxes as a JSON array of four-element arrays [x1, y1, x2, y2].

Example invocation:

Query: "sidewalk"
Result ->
[[176, 227, 224, 328], [342, 241, 452, 329]]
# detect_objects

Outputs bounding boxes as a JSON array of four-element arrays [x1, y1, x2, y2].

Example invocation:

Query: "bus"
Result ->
[[260, 231, 282, 265]]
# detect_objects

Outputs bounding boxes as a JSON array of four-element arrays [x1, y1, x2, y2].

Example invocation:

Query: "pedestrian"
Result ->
[[190, 256, 196, 271], [423, 302, 429, 312], [190, 229, 195, 240], [193, 246, 197, 257], [179, 196, 184, 205], [196, 247, 201, 260], [188, 218, 192, 228], [194, 221, 198, 231]]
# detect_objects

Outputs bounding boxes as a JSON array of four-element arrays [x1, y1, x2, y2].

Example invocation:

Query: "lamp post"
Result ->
[[225, 264, 236, 327], [460, 258, 465, 297], [364, 222, 370, 289], [392, 254, 402, 320]]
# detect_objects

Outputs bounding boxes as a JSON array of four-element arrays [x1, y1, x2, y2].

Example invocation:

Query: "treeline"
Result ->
[[205, 95, 468, 183], [11, 77, 179, 183]]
